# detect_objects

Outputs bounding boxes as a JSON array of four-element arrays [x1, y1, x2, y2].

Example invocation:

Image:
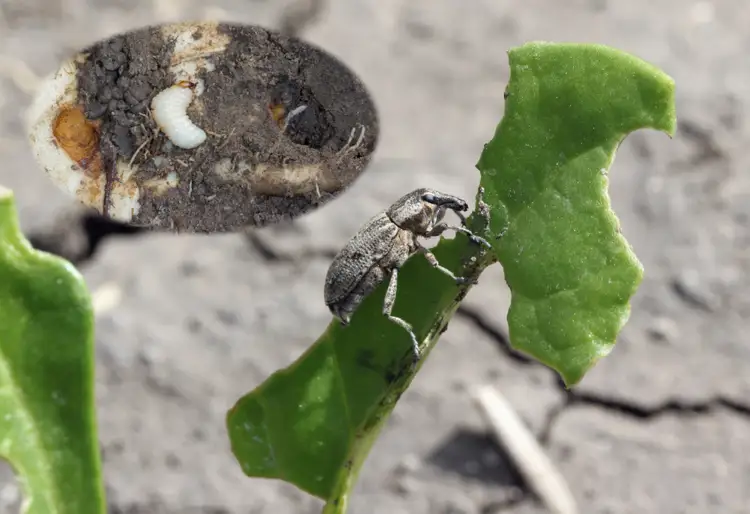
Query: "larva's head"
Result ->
[[176, 80, 197, 90]]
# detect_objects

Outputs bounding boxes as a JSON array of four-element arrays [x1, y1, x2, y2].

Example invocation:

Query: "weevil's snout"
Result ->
[[422, 192, 468, 212], [444, 198, 468, 213]]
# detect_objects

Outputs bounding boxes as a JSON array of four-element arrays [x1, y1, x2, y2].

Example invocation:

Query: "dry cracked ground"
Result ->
[[1, 0, 749, 513]]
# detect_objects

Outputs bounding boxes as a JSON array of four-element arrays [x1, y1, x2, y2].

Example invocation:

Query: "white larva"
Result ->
[[151, 81, 207, 149]]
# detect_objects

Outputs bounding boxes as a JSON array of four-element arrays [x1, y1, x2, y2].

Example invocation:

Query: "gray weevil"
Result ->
[[324, 187, 492, 365]]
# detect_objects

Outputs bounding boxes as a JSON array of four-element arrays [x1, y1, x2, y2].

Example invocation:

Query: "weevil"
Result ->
[[324, 187, 492, 365]]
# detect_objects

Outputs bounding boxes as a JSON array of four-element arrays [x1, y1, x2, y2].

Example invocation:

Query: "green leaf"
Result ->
[[477, 42, 676, 386], [227, 42, 677, 513], [228, 191, 495, 514], [0, 185, 105, 513]]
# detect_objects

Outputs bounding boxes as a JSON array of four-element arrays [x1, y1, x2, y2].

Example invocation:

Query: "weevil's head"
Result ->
[[387, 188, 469, 234]]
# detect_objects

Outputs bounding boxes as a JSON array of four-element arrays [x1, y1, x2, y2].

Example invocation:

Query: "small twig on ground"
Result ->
[[472, 385, 579, 514]]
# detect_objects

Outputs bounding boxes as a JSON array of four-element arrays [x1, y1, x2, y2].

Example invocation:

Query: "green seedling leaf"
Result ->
[[478, 42, 676, 386], [228, 191, 495, 514], [227, 42, 676, 513], [0, 186, 105, 513]]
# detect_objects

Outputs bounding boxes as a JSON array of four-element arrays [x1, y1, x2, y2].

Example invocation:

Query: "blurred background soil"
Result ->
[[1, 0, 749, 512]]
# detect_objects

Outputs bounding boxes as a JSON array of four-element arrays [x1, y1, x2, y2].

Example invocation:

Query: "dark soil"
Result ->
[[77, 28, 173, 158], [74, 22, 379, 232]]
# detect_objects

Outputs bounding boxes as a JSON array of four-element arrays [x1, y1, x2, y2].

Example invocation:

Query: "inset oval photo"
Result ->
[[26, 21, 379, 232]]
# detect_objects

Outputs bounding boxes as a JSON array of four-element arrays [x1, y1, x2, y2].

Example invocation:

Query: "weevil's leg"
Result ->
[[455, 225, 492, 248], [416, 246, 477, 285], [424, 222, 492, 249], [424, 223, 449, 238], [453, 209, 492, 245], [383, 268, 421, 365]]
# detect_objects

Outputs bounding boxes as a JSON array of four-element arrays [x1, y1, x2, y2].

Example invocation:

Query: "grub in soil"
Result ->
[[70, 22, 379, 233]]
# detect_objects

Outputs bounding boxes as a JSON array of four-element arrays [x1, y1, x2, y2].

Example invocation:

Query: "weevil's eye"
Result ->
[[421, 193, 437, 204]]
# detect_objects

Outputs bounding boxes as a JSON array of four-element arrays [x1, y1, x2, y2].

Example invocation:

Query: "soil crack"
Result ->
[[245, 230, 337, 262], [455, 305, 533, 364], [455, 305, 750, 440], [559, 381, 750, 419], [28, 212, 143, 266], [539, 387, 750, 443]]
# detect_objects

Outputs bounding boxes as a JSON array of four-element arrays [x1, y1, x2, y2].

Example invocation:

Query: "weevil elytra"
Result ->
[[324, 187, 492, 365]]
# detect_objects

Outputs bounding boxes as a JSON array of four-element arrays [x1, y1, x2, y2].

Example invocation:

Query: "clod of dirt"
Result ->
[[26, 21, 380, 233]]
